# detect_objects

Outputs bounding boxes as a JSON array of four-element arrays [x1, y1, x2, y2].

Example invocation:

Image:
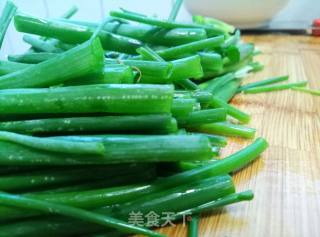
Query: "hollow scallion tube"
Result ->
[[177, 108, 227, 127], [0, 131, 105, 155], [238, 75, 289, 92], [0, 84, 174, 114], [0, 114, 178, 134], [174, 190, 254, 219], [14, 14, 142, 54], [0, 38, 104, 89], [0, 60, 28, 75], [8, 52, 57, 64], [0, 137, 267, 234], [62, 19, 208, 46], [168, 0, 184, 21], [188, 215, 200, 237], [23, 35, 63, 53], [210, 96, 251, 124], [190, 133, 227, 147], [193, 122, 256, 139], [243, 81, 308, 94], [215, 79, 242, 102], [155, 36, 225, 60], [291, 86, 320, 96], [137, 46, 199, 89], [110, 10, 226, 36], [106, 59, 173, 80], [0, 134, 212, 165], [140, 56, 203, 83], [0, 0, 17, 49], [0, 164, 151, 192], [199, 73, 235, 93], [0, 192, 165, 237], [66, 64, 136, 86], [172, 98, 197, 117], [0, 175, 234, 236], [199, 52, 223, 77]]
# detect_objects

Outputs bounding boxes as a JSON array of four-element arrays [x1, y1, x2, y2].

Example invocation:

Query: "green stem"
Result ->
[[0, 114, 178, 135], [238, 75, 289, 92], [0, 84, 174, 114], [168, 0, 184, 21], [175, 190, 254, 218], [0, 192, 165, 237], [210, 96, 251, 124], [291, 86, 320, 96], [0, 38, 104, 89], [110, 10, 226, 36], [243, 81, 308, 94], [188, 215, 199, 237], [192, 122, 256, 139], [14, 14, 142, 54], [0, 0, 17, 49], [0, 131, 105, 155]]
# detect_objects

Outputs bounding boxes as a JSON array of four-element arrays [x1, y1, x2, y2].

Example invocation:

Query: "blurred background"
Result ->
[[0, 0, 319, 59]]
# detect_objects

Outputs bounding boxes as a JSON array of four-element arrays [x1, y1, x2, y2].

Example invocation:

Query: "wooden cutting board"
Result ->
[[152, 35, 320, 237]]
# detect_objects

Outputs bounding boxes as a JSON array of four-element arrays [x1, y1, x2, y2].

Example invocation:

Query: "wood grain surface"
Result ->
[[154, 35, 320, 237]]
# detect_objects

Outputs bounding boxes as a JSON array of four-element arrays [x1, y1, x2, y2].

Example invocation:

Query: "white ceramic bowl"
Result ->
[[185, 0, 290, 29]]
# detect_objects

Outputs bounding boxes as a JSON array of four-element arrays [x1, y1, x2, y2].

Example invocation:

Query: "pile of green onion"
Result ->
[[0, 0, 278, 236]]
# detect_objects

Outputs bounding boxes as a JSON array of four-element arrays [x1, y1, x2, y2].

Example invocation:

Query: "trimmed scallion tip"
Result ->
[[243, 81, 308, 94], [291, 87, 320, 96], [238, 75, 289, 92]]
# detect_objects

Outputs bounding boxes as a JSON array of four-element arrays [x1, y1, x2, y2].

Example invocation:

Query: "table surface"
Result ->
[[155, 35, 320, 237]]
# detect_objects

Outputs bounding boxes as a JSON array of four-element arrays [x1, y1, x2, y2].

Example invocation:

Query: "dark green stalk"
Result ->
[[0, 192, 165, 237], [66, 64, 136, 86], [110, 10, 226, 36], [61, 19, 208, 46], [177, 79, 199, 90], [168, 0, 184, 21], [0, 164, 151, 192], [188, 215, 199, 237], [0, 175, 234, 236], [0, 114, 177, 135], [0, 137, 267, 235], [174, 190, 254, 219], [193, 122, 256, 139], [0, 84, 174, 114], [136, 46, 198, 89], [215, 79, 242, 102], [8, 52, 57, 64], [140, 56, 203, 83], [0, 60, 28, 75], [23, 35, 62, 53], [172, 98, 197, 117], [238, 75, 289, 92], [199, 73, 236, 94], [291, 87, 320, 96], [14, 14, 142, 54], [177, 108, 227, 127], [0, 1, 17, 49], [106, 59, 173, 80], [155, 36, 225, 60], [0, 131, 105, 155], [243, 81, 308, 94], [210, 96, 251, 124]]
